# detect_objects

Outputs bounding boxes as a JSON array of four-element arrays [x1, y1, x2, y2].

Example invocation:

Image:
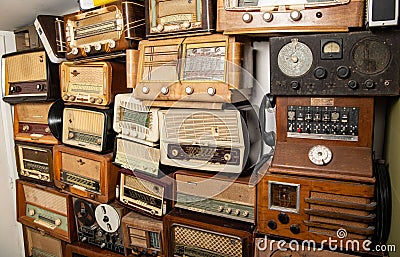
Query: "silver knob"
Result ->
[[161, 87, 169, 95], [225, 208, 232, 214], [108, 40, 116, 48], [63, 95, 69, 101], [172, 149, 179, 157], [207, 87, 216, 96], [263, 12, 273, 22], [68, 95, 76, 101], [290, 10, 302, 21], [29, 209, 35, 216], [100, 243, 106, 249], [242, 13, 253, 23], [182, 21, 191, 28], [224, 153, 231, 161], [82, 237, 87, 242], [71, 48, 79, 55], [84, 45, 91, 53], [185, 86, 194, 95], [94, 43, 102, 51], [242, 211, 249, 217], [156, 24, 164, 32], [55, 219, 62, 226], [90, 97, 96, 103], [235, 209, 240, 216], [218, 206, 224, 212], [142, 86, 150, 94]]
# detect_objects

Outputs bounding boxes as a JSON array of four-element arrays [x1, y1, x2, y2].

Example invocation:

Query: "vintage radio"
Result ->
[[15, 141, 54, 186], [164, 209, 254, 257], [62, 106, 115, 153], [159, 106, 261, 174], [367, 0, 399, 27], [145, 0, 215, 39], [117, 169, 173, 218], [257, 171, 376, 245], [14, 24, 42, 52], [272, 97, 374, 182], [134, 34, 252, 105], [174, 170, 256, 223], [122, 211, 164, 256], [53, 144, 119, 203], [114, 136, 162, 177], [61, 61, 129, 107], [65, 242, 126, 257], [64, 0, 145, 61], [217, 0, 364, 34], [23, 226, 66, 257], [3, 49, 60, 104], [270, 31, 400, 96], [14, 102, 59, 145], [254, 236, 365, 257], [113, 93, 159, 145], [16, 179, 76, 242], [73, 197, 126, 255], [34, 15, 66, 63]]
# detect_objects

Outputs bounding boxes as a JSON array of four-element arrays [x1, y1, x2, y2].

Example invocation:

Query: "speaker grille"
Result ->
[[64, 108, 104, 135], [24, 185, 67, 215], [6, 51, 47, 83], [124, 175, 163, 198]]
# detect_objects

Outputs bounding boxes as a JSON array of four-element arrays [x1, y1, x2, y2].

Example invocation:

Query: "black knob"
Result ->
[[267, 220, 277, 230], [133, 247, 139, 253], [347, 80, 359, 90], [36, 84, 45, 91], [278, 213, 289, 224], [9, 85, 16, 93], [290, 224, 301, 234], [365, 79, 375, 89], [337, 66, 350, 79], [290, 81, 301, 90], [314, 67, 327, 79]]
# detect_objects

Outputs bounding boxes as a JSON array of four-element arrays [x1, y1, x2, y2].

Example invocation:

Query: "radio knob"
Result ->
[[365, 79, 375, 89], [94, 43, 102, 51], [242, 13, 253, 23], [207, 87, 216, 96], [68, 132, 74, 139], [223, 153, 231, 161], [290, 10, 302, 21], [22, 125, 30, 132], [9, 85, 16, 93], [55, 219, 62, 226], [314, 67, 327, 79], [95, 98, 103, 104], [171, 149, 179, 157], [25, 171, 30, 176], [242, 211, 249, 217], [225, 208, 232, 214], [262, 12, 273, 22], [290, 224, 301, 234], [36, 84, 45, 91], [90, 97, 96, 103], [142, 86, 150, 94], [97, 230, 104, 237], [68, 95, 76, 101], [182, 20, 191, 28], [63, 95, 69, 101], [267, 220, 277, 230], [337, 66, 350, 79], [117, 127, 122, 133], [156, 24, 164, 32], [45, 127, 51, 133], [81, 237, 87, 242], [347, 80, 359, 90], [84, 45, 91, 53], [28, 209, 35, 216], [185, 86, 194, 95], [218, 206, 224, 212], [96, 139, 102, 145], [71, 48, 79, 55], [290, 81, 301, 90], [278, 213, 289, 224], [234, 209, 240, 216], [108, 40, 116, 48], [160, 87, 169, 95], [100, 243, 106, 249]]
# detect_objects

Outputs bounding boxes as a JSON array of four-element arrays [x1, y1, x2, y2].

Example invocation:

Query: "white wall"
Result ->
[[0, 31, 24, 257]]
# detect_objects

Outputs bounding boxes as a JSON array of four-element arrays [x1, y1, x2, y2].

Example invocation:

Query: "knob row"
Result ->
[[142, 86, 217, 96], [63, 94, 104, 104], [155, 21, 192, 32], [70, 40, 116, 55], [242, 10, 302, 23], [217, 206, 250, 217], [290, 79, 377, 91], [20, 171, 50, 181], [9, 84, 45, 93]]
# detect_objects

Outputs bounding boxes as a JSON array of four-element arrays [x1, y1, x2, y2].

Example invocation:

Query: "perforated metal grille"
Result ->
[[173, 225, 242, 257], [24, 185, 67, 215]]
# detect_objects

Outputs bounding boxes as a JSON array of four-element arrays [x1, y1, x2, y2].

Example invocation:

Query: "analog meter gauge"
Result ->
[[308, 145, 333, 166], [277, 39, 313, 77], [321, 39, 343, 59]]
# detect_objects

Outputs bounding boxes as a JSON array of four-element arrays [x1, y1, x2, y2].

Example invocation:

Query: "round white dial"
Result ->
[[95, 204, 120, 233], [277, 39, 313, 77], [308, 145, 333, 166]]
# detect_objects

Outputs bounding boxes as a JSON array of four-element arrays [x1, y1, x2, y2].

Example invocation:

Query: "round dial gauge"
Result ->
[[323, 41, 341, 54], [352, 38, 391, 75], [278, 39, 313, 77], [308, 145, 333, 166], [271, 249, 301, 257]]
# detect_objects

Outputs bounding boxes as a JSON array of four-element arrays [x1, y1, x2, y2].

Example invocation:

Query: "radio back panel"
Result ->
[[16, 179, 76, 242], [257, 172, 376, 245], [270, 30, 400, 96], [62, 106, 115, 153], [15, 141, 54, 186], [113, 93, 160, 144], [61, 61, 129, 107], [217, 0, 364, 34], [3, 49, 60, 103], [164, 209, 254, 257], [146, 0, 215, 38], [122, 211, 164, 256], [53, 144, 118, 203], [134, 34, 250, 104], [14, 102, 59, 145], [174, 170, 256, 223], [64, 0, 145, 60], [117, 169, 173, 218], [73, 197, 126, 255], [23, 226, 65, 257]]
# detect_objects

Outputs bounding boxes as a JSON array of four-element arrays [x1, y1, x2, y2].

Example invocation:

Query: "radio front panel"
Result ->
[[53, 144, 118, 203], [64, 0, 145, 60], [217, 0, 364, 34], [61, 61, 128, 107], [174, 170, 256, 223], [23, 226, 65, 257], [16, 179, 76, 242], [257, 172, 376, 244], [15, 141, 54, 186], [3, 50, 60, 103], [14, 102, 59, 145], [270, 31, 400, 96], [146, 0, 215, 38]]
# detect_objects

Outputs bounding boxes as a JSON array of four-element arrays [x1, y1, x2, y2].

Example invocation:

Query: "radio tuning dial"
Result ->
[[290, 10, 302, 21], [278, 39, 313, 78], [308, 145, 333, 166], [242, 13, 253, 23], [84, 45, 91, 53], [55, 219, 62, 226], [262, 12, 273, 22], [185, 86, 194, 95], [156, 24, 164, 32], [71, 48, 79, 55], [94, 43, 102, 51], [28, 209, 35, 216], [182, 21, 191, 28], [142, 86, 150, 94], [161, 87, 169, 95], [207, 87, 216, 96]]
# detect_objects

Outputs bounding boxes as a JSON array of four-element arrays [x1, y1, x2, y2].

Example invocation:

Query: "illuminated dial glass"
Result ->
[[268, 181, 300, 213], [323, 41, 340, 54]]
